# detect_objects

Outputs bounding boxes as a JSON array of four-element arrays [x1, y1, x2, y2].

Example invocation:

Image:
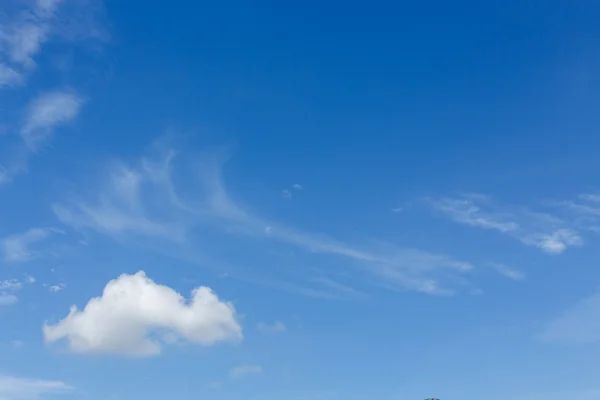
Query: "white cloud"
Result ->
[[53, 160, 186, 241], [20, 90, 84, 150], [0, 64, 23, 87], [1, 227, 62, 262], [281, 189, 292, 199], [522, 229, 582, 254], [48, 283, 66, 292], [0, 0, 104, 75], [229, 365, 262, 379], [0, 0, 105, 186], [0, 375, 72, 400], [0, 278, 23, 305], [43, 271, 243, 356], [54, 147, 477, 296], [426, 195, 582, 254], [0, 143, 29, 186], [0, 294, 18, 306], [196, 155, 474, 295], [552, 193, 600, 234], [540, 290, 600, 345], [0, 280, 22, 292], [490, 263, 525, 281], [426, 196, 519, 232], [292, 184, 303, 190], [0, 1, 58, 69], [257, 321, 285, 333]]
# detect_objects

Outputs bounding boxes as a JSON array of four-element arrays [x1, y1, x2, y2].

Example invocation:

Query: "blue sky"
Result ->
[[1, 0, 600, 399]]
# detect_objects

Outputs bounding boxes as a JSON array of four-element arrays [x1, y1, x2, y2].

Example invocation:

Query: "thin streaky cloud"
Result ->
[[55, 146, 477, 296], [521, 229, 582, 255], [229, 365, 262, 379], [489, 263, 525, 281], [193, 154, 475, 295], [0, 227, 63, 262], [0, 0, 107, 186], [292, 183, 303, 190], [426, 197, 519, 233], [194, 158, 473, 294], [52, 161, 186, 241], [540, 290, 600, 345], [0, 375, 73, 399], [257, 321, 286, 334], [0, 0, 105, 73], [0, 145, 31, 186], [578, 193, 600, 203], [0, 294, 18, 306], [194, 152, 475, 295], [0, 63, 23, 87], [426, 195, 583, 254], [312, 277, 368, 299], [20, 90, 84, 151], [551, 193, 600, 233], [0, 1, 57, 69]]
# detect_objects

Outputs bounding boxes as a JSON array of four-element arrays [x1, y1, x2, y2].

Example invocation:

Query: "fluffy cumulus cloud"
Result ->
[[43, 271, 243, 356]]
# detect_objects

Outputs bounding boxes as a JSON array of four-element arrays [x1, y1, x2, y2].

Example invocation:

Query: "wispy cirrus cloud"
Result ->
[[552, 192, 600, 233], [52, 160, 186, 241], [540, 289, 600, 345], [0, 64, 23, 87], [489, 263, 525, 281], [0, 0, 106, 77], [0, 0, 60, 76], [229, 365, 262, 379], [257, 321, 286, 334], [425, 194, 582, 254], [20, 90, 84, 151], [54, 144, 478, 297], [0, 375, 72, 399], [0, 293, 18, 306], [0, 0, 104, 185], [0, 227, 64, 262]]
